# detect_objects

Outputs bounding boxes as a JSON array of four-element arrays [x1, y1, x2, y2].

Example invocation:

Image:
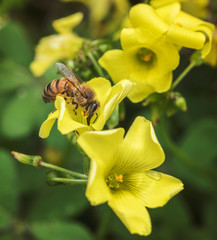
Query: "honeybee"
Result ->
[[42, 63, 100, 125]]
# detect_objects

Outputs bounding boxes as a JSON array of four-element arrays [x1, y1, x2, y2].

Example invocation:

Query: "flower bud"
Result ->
[[11, 151, 42, 167], [190, 50, 204, 66], [166, 92, 187, 116]]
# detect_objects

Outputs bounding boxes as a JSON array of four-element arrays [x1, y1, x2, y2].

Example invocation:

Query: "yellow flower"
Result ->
[[99, 21, 180, 102], [205, 26, 217, 67], [30, 13, 83, 77], [77, 116, 183, 236], [62, 0, 130, 38], [130, 4, 214, 59], [39, 78, 133, 138], [150, 0, 210, 19], [149, 0, 183, 8]]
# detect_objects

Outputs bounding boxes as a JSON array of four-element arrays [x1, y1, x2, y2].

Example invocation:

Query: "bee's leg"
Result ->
[[72, 100, 78, 109], [52, 108, 57, 113], [72, 100, 78, 115], [92, 113, 98, 124], [87, 116, 91, 126]]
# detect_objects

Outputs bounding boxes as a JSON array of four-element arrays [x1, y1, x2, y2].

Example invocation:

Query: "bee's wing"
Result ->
[[56, 62, 76, 79], [55, 62, 89, 98], [56, 62, 83, 91]]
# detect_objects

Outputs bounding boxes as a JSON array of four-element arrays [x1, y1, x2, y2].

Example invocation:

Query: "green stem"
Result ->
[[40, 162, 88, 179], [159, 117, 217, 184], [171, 61, 196, 90], [47, 177, 87, 185], [86, 52, 105, 77], [95, 208, 113, 240]]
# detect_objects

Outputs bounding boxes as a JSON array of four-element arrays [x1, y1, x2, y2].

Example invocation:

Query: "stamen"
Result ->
[[116, 175, 123, 182], [105, 173, 124, 190], [137, 48, 154, 63]]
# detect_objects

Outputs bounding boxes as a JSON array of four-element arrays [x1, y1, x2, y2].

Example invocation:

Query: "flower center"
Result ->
[[137, 47, 154, 63], [105, 173, 123, 190], [66, 98, 99, 126]]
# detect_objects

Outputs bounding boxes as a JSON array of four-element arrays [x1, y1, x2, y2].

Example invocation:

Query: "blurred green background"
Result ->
[[1, 0, 217, 239]]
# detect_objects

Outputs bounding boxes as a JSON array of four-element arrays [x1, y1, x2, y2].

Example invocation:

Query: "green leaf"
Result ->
[[0, 60, 32, 94], [1, 0, 26, 14], [204, 198, 217, 236], [16, 165, 48, 193], [30, 185, 88, 221], [0, 205, 12, 228], [31, 221, 93, 240], [1, 87, 40, 138], [180, 119, 217, 166], [0, 149, 18, 213], [0, 21, 32, 66], [171, 118, 217, 190], [0, 235, 14, 240]]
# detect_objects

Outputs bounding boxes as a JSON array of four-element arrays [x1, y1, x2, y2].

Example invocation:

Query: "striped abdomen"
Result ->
[[42, 77, 73, 103]]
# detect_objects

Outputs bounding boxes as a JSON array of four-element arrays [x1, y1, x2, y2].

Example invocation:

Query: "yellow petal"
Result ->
[[104, 79, 133, 115], [58, 115, 90, 134], [52, 12, 83, 34], [55, 96, 66, 121], [129, 4, 168, 35], [147, 72, 173, 93], [161, 10, 214, 56], [87, 77, 111, 109], [30, 34, 83, 76], [93, 79, 134, 130], [127, 82, 155, 103], [88, 77, 133, 131], [85, 160, 111, 205], [155, 2, 181, 25], [99, 49, 154, 102], [77, 128, 125, 165], [99, 27, 179, 102], [167, 25, 206, 49], [55, 96, 89, 134], [150, 0, 182, 8], [197, 24, 214, 58], [121, 28, 180, 73], [205, 27, 217, 66], [121, 116, 165, 170], [99, 49, 129, 84], [39, 110, 59, 138], [131, 170, 184, 208], [108, 192, 151, 236]]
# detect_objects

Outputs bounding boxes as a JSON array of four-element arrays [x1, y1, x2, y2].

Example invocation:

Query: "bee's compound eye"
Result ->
[[91, 103, 97, 112]]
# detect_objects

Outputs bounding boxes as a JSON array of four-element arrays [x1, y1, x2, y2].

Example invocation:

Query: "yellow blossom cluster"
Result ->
[[35, 0, 214, 237], [99, 2, 213, 102], [30, 12, 84, 77]]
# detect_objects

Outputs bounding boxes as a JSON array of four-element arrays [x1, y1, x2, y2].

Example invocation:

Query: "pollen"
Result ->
[[143, 53, 152, 62], [105, 173, 124, 190], [137, 48, 154, 63], [176, 23, 182, 27], [116, 174, 123, 182]]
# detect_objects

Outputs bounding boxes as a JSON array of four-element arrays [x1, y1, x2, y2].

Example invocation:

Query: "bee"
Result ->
[[42, 63, 100, 125]]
